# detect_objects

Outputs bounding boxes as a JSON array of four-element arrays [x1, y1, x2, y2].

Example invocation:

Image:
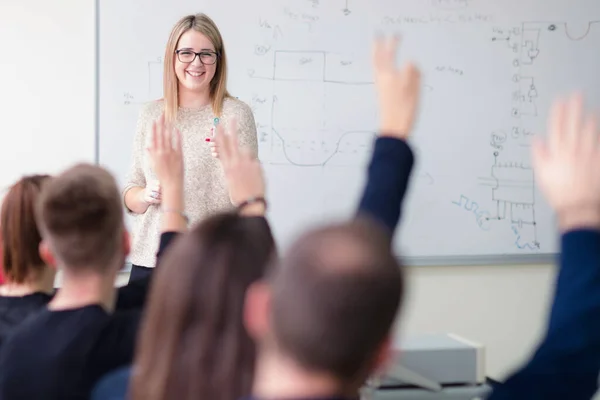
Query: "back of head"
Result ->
[[270, 217, 404, 387], [131, 213, 276, 400], [1, 175, 51, 283], [36, 163, 124, 272]]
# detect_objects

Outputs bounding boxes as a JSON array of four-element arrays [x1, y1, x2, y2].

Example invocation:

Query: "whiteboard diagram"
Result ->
[[99, 0, 600, 262]]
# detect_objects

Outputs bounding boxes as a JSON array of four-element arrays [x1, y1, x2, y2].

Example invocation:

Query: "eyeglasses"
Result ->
[[175, 49, 218, 65]]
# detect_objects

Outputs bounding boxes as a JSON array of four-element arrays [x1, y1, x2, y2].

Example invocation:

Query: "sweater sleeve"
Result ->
[[489, 230, 600, 400], [122, 105, 149, 211], [235, 101, 259, 159], [356, 137, 414, 236]]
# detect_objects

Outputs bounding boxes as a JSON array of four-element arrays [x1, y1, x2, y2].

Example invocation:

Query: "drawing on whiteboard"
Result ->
[[122, 58, 163, 105], [478, 150, 539, 249], [452, 194, 492, 231], [477, 18, 600, 250], [431, 0, 471, 11], [249, 50, 376, 167], [382, 12, 493, 26], [519, 21, 600, 65], [512, 75, 538, 118], [342, 0, 351, 15]]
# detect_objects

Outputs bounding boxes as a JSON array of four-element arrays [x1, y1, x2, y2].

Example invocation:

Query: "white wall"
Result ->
[[399, 263, 556, 380], [0, 0, 96, 193], [1, 0, 557, 383]]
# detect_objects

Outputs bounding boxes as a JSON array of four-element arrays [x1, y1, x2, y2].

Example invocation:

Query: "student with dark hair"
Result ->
[[93, 119, 276, 400], [0, 175, 55, 344], [248, 217, 404, 399]]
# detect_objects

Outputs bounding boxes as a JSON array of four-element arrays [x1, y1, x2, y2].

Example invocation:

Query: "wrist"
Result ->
[[236, 195, 267, 217], [239, 202, 266, 217], [379, 117, 410, 138], [558, 205, 600, 232], [162, 185, 184, 208]]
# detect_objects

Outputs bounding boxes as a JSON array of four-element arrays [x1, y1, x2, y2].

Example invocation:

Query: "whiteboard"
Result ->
[[98, 0, 600, 265]]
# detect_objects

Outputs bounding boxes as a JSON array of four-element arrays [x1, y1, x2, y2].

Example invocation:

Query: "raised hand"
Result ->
[[146, 114, 184, 191], [373, 35, 421, 139], [215, 119, 266, 213], [532, 94, 600, 231]]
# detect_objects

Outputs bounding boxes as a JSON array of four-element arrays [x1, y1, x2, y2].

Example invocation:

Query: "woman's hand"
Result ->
[[208, 126, 219, 158], [215, 119, 266, 213], [141, 180, 162, 205]]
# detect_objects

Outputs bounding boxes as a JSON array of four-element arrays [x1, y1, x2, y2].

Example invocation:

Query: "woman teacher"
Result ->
[[123, 13, 258, 280]]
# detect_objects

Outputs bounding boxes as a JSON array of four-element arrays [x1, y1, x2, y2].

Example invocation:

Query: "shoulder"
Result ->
[[222, 97, 254, 122], [91, 366, 131, 400], [137, 100, 165, 124]]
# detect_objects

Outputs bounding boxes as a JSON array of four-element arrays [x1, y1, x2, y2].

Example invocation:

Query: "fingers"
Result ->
[[373, 34, 401, 71], [209, 142, 219, 158], [227, 119, 241, 159], [217, 119, 240, 163], [216, 124, 230, 161]]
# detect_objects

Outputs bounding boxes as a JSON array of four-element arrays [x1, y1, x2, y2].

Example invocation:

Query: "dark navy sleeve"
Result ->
[[489, 229, 600, 400], [114, 231, 180, 311], [155, 231, 179, 261], [356, 137, 414, 236]]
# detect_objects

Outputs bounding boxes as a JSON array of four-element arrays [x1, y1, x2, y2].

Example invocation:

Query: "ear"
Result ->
[[123, 230, 131, 256], [372, 335, 396, 375], [39, 240, 57, 270], [243, 280, 272, 340]]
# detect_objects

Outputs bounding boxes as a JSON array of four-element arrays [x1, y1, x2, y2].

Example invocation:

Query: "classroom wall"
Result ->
[[399, 263, 556, 380], [1, 0, 557, 382], [0, 0, 96, 192]]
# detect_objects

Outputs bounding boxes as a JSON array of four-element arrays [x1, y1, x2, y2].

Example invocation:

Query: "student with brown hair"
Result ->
[[0, 175, 55, 344], [92, 118, 273, 400], [0, 118, 187, 400]]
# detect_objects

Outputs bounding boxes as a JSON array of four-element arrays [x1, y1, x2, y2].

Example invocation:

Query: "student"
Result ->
[[0, 175, 54, 344], [0, 119, 187, 400], [245, 218, 403, 400], [0, 169, 168, 348], [487, 95, 600, 399], [123, 13, 258, 280]]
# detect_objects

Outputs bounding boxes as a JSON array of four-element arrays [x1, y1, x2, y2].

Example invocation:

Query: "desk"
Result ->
[[374, 384, 492, 400]]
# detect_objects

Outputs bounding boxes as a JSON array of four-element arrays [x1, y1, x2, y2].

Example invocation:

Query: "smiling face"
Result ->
[[174, 29, 218, 94]]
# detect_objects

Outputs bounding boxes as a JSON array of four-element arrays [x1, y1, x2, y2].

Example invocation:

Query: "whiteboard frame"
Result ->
[[401, 253, 556, 267], [93, 0, 558, 267]]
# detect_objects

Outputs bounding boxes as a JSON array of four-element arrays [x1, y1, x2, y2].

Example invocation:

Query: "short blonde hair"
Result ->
[[36, 164, 124, 271], [163, 13, 230, 124]]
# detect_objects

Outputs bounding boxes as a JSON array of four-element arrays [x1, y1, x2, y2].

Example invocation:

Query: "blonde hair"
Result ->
[[163, 13, 230, 124]]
